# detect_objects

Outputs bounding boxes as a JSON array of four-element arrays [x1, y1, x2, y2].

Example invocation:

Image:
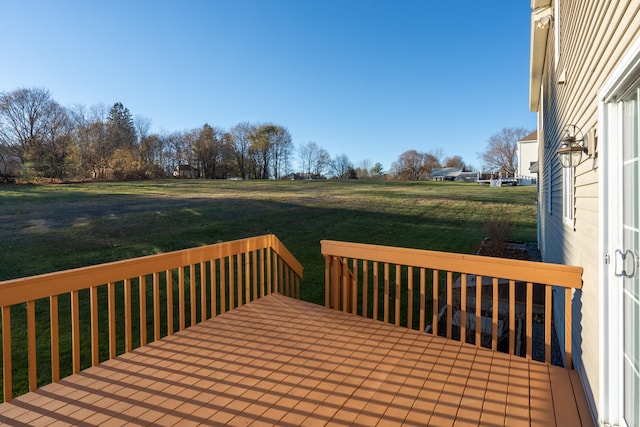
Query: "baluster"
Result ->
[[2, 305, 12, 402], [27, 300, 36, 392]]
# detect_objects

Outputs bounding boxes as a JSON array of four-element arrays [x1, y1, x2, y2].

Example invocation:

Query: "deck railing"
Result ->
[[0, 234, 303, 402], [321, 240, 583, 368]]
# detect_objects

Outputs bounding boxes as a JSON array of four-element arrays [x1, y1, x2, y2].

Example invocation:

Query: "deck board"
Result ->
[[0, 294, 591, 426]]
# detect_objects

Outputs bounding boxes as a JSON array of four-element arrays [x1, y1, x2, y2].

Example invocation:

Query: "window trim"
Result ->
[[562, 164, 574, 227], [554, 0, 561, 67]]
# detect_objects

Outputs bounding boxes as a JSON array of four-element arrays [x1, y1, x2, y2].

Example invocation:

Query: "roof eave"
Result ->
[[529, 6, 553, 112], [531, 0, 551, 9]]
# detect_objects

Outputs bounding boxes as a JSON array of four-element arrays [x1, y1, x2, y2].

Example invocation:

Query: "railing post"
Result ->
[[446, 271, 452, 339], [395, 264, 401, 326], [27, 300, 36, 392], [167, 270, 174, 333], [461, 273, 467, 343], [50, 295, 59, 382], [341, 258, 349, 313], [384, 263, 390, 323], [352, 260, 358, 314], [2, 305, 12, 402], [266, 247, 271, 295], [228, 256, 235, 311], [432, 269, 439, 336], [492, 277, 498, 351], [71, 290, 80, 374], [332, 256, 341, 310], [324, 255, 330, 308], [475, 275, 482, 348], [526, 282, 533, 360], [363, 262, 369, 318], [419, 268, 426, 333], [108, 282, 116, 359], [509, 280, 515, 356], [154, 272, 161, 341], [565, 287, 573, 369], [179, 268, 186, 329], [545, 285, 552, 364], [90, 286, 100, 366], [125, 279, 132, 352], [189, 265, 196, 326], [140, 275, 147, 345]]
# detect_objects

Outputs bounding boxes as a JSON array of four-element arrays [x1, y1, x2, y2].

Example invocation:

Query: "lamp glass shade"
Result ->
[[570, 145, 583, 166], [558, 149, 571, 168], [556, 141, 584, 168]]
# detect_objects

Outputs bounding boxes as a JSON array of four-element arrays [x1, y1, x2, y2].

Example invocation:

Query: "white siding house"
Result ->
[[517, 130, 539, 178], [530, 1, 640, 425]]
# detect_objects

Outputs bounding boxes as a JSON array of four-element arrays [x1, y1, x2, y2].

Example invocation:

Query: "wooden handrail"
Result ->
[[321, 240, 583, 369], [321, 240, 582, 288], [0, 235, 302, 307], [0, 234, 303, 402]]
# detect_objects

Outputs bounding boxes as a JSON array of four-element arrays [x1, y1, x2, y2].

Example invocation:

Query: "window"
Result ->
[[562, 165, 573, 226]]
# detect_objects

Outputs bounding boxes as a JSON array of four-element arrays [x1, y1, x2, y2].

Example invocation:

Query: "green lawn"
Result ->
[[1, 179, 537, 303], [0, 179, 537, 399]]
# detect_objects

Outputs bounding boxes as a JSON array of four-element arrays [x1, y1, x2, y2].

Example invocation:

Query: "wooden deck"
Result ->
[[0, 294, 592, 426]]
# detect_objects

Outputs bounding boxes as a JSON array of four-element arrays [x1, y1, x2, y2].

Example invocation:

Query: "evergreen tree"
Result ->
[[107, 102, 137, 151]]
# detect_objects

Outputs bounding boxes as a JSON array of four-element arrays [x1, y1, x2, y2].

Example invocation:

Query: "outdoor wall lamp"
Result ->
[[557, 124, 588, 168]]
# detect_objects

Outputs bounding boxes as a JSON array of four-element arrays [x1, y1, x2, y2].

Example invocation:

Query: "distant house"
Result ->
[[282, 173, 325, 180], [429, 167, 462, 181], [516, 130, 539, 178], [172, 165, 199, 179], [456, 172, 478, 182]]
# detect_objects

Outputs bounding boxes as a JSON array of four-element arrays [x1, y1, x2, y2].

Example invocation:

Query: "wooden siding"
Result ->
[[536, 0, 640, 419]]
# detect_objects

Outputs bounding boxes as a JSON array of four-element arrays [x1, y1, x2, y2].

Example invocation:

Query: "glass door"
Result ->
[[620, 88, 640, 427]]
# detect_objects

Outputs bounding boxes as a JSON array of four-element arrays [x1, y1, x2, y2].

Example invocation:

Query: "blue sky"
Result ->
[[0, 1, 535, 172]]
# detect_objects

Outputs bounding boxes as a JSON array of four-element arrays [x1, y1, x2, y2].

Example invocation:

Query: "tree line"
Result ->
[[0, 88, 387, 181], [0, 88, 299, 181], [0, 87, 520, 183]]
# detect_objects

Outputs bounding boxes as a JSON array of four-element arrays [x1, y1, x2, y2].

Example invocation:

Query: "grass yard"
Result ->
[[0, 179, 537, 399], [0, 179, 537, 303]]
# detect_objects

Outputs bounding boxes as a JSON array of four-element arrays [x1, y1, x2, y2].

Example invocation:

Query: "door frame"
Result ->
[[599, 34, 640, 427]]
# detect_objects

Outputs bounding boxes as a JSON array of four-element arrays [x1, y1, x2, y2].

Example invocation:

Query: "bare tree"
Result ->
[[270, 125, 292, 179], [356, 159, 372, 179], [247, 123, 292, 179], [135, 116, 151, 146], [230, 122, 255, 179], [162, 131, 189, 175], [314, 147, 331, 177], [330, 154, 353, 179], [480, 127, 529, 174], [0, 87, 52, 156], [391, 150, 426, 180], [428, 148, 444, 167], [391, 149, 444, 180], [299, 141, 319, 175], [443, 155, 466, 170], [40, 102, 74, 179], [140, 134, 165, 177], [0, 87, 73, 177], [191, 124, 223, 179], [299, 141, 331, 177]]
